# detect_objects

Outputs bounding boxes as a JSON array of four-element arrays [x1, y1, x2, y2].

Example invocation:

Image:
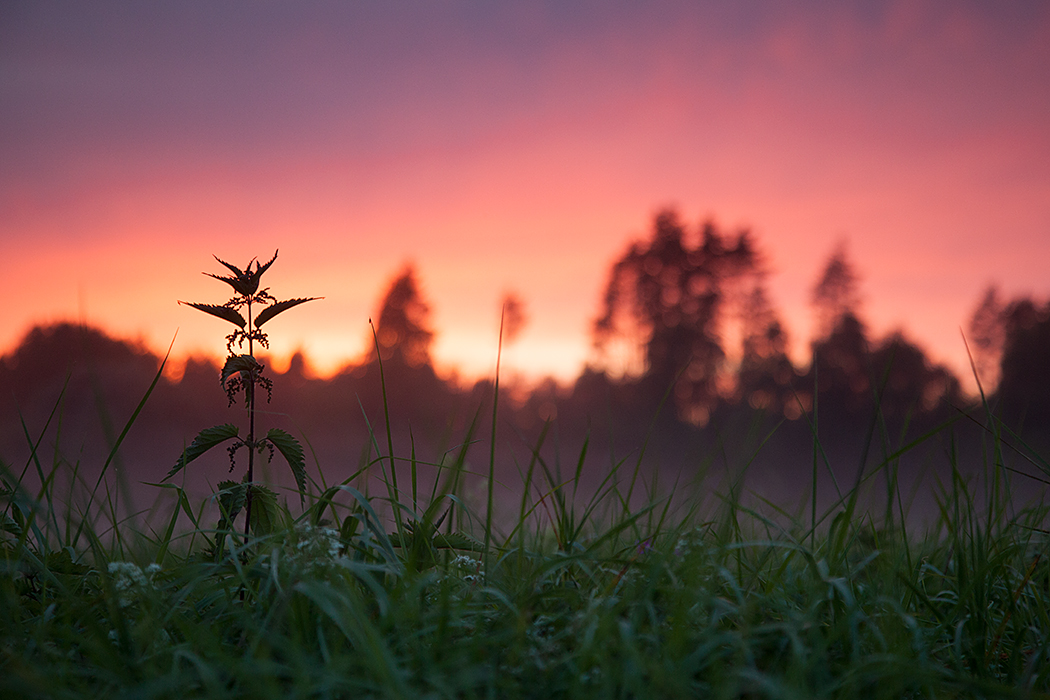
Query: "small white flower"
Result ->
[[288, 523, 344, 571], [449, 554, 484, 584], [107, 562, 159, 606]]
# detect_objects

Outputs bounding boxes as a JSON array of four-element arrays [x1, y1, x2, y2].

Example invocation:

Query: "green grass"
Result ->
[[2, 378, 1049, 699]]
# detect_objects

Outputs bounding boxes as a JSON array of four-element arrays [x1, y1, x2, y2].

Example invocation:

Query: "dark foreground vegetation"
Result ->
[[2, 212, 1050, 697], [2, 365, 1049, 698]]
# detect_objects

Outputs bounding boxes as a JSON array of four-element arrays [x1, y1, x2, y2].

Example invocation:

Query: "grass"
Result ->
[[2, 362, 1050, 699]]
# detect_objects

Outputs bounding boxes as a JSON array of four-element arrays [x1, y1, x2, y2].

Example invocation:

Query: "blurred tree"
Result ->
[[499, 291, 528, 346], [812, 241, 861, 341], [593, 209, 758, 423], [967, 285, 1005, 391], [0, 323, 156, 403], [354, 264, 459, 439], [808, 313, 871, 413], [804, 246, 960, 424], [804, 245, 871, 415], [371, 264, 434, 368], [869, 333, 961, 419], [737, 284, 796, 415], [996, 297, 1050, 429]]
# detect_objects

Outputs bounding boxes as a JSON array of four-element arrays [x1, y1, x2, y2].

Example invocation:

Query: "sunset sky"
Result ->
[[2, 1, 1048, 391]]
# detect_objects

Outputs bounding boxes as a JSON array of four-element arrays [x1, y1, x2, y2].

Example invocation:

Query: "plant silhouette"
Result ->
[[165, 251, 320, 539]]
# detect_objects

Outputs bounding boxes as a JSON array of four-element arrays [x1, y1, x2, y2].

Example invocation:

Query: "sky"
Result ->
[[1, 1, 1048, 391]]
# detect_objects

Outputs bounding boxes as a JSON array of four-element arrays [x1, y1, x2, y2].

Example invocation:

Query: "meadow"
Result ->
[[2, 348, 1049, 700], [3, 252, 1049, 699]]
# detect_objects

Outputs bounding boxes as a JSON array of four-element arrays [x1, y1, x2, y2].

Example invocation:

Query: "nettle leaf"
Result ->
[[221, 354, 262, 385], [213, 256, 246, 279], [204, 272, 252, 297], [253, 250, 278, 281], [389, 530, 484, 552], [265, 428, 307, 505], [208, 251, 278, 297], [248, 485, 282, 535], [434, 532, 486, 551], [46, 548, 89, 575], [1, 511, 22, 536], [166, 424, 240, 481], [215, 480, 248, 531], [255, 297, 322, 328], [179, 302, 246, 328]]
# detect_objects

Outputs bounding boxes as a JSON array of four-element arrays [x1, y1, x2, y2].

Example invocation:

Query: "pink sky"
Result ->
[[2, 2, 1048, 392]]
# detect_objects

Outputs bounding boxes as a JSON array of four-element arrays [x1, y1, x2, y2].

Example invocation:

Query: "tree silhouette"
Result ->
[[737, 284, 796, 414], [967, 285, 1005, 391], [996, 297, 1050, 430], [812, 241, 861, 341], [0, 323, 157, 404], [354, 264, 458, 437], [499, 291, 528, 346], [594, 209, 758, 423], [804, 246, 959, 425], [809, 313, 871, 412], [869, 332, 960, 419], [805, 245, 871, 415], [371, 264, 434, 369]]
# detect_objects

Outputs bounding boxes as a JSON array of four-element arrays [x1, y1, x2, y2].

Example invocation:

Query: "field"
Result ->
[[2, 362, 1049, 700]]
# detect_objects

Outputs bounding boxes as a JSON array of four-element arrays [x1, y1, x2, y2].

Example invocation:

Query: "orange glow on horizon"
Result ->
[[1, 4, 1048, 397]]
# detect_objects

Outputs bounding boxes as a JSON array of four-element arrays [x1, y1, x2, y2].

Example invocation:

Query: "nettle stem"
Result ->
[[244, 296, 255, 538]]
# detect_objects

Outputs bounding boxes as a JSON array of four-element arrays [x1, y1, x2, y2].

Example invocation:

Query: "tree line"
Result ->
[[2, 208, 1049, 494]]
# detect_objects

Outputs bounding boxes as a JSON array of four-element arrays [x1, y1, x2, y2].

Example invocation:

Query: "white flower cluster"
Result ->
[[674, 526, 708, 557], [107, 562, 161, 607], [108, 628, 171, 647], [449, 554, 483, 585], [294, 523, 343, 560], [265, 523, 345, 579]]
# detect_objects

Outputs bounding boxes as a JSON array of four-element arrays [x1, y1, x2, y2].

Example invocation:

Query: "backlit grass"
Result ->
[[2, 362, 1049, 699]]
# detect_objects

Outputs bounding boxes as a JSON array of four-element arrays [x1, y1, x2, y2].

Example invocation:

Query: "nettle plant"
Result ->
[[165, 251, 320, 537]]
